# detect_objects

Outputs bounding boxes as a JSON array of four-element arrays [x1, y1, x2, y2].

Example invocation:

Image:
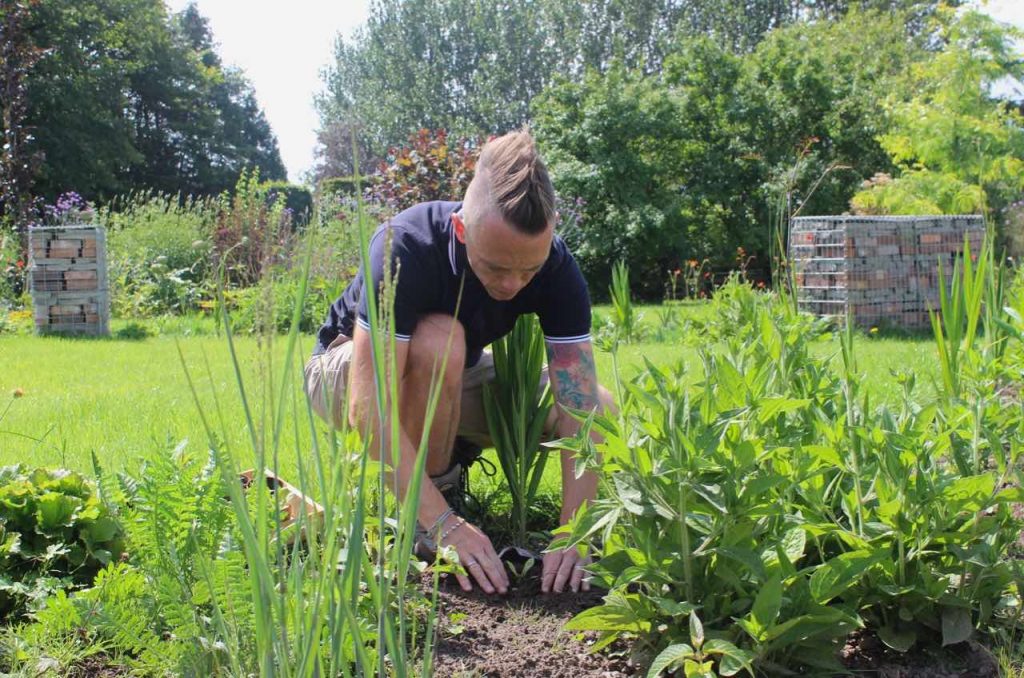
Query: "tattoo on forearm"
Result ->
[[546, 342, 599, 412]]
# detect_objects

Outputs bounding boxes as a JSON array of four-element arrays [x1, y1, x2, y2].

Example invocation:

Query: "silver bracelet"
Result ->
[[439, 516, 466, 543], [429, 508, 456, 536]]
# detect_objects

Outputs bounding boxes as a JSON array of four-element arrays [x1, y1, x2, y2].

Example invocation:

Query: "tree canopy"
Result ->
[[0, 0, 285, 212], [313, 0, 962, 181]]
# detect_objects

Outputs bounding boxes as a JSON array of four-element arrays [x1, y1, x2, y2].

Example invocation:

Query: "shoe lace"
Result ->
[[451, 439, 496, 520]]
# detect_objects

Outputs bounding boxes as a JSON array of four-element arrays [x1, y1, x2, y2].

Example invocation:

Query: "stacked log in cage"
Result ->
[[28, 225, 110, 336], [789, 216, 985, 329]]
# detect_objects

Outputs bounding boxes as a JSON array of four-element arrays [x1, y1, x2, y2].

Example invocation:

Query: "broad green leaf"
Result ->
[[780, 527, 806, 564], [878, 624, 916, 652], [703, 639, 755, 676], [763, 610, 857, 646], [751, 576, 782, 631], [941, 606, 973, 646], [646, 643, 694, 678], [613, 474, 648, 516], [803, 444, 842, 468], [565, 604, 649, 632], [84, 517, 119, 543], [942, 474, 995, 513], [757, 397, 811, 424], [810, 549, 882, 603], [995, 486, 1024, 503], [35, 492, 78, 531], [653, 597, 697, 618], [684, 659, 715, 678]]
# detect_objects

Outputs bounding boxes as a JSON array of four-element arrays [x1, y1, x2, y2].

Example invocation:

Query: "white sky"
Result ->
[[165, 0, 371, 183], [167, 0, 1022, 185]]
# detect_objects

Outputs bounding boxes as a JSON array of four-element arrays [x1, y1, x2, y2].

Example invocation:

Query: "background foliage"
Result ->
[[0, 0, 285, 213]]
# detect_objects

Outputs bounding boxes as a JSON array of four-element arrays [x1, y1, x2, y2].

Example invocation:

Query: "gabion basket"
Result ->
[[28, 224, 110, 336], [789, 215, 985, 329]]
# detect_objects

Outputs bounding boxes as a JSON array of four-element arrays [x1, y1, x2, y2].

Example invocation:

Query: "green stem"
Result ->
[[679, 489, 694, 603]]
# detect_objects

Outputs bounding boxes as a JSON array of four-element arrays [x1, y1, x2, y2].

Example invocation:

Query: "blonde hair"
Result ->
[[463, 128, 556, 235]]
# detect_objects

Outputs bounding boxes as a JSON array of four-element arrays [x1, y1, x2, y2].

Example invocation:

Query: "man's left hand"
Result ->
[[541, 542, 591, 594]]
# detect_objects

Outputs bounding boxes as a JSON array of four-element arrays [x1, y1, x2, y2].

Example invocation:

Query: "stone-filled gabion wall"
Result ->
[[789, 216, 985, 329], [28, 225, 110, 336]]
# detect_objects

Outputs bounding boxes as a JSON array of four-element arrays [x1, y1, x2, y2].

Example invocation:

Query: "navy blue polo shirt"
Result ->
[[313, 201, 591, 367]]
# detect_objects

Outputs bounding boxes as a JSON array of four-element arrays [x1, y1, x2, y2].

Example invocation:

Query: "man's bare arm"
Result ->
[[545, 340, 601, 524]]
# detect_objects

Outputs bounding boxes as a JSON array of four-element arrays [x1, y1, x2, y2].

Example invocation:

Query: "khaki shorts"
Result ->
[[303, 336, 548, 448]]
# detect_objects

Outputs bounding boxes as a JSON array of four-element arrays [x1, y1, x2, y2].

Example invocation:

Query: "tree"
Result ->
[[533, 8, 929, 297], [533, 64, 687, 299], [22, 0, 285, 202], [0, 0, 43, 230], [851, 9, 1024, 226], [315, 0, 958, 169]]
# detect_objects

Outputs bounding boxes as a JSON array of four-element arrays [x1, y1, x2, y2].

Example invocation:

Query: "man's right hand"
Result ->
[[441, 518, 508, 595]]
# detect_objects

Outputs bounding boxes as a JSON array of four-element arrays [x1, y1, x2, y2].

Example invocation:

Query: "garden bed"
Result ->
[[427, 570, 633, 677]]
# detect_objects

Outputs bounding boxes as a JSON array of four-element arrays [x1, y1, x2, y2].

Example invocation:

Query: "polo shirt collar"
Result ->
[[449, 208, 469, 277]]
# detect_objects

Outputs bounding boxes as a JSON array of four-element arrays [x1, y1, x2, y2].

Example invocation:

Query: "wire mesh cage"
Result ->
[[28, 224, 110, 336], [789, 216, 984, 329]]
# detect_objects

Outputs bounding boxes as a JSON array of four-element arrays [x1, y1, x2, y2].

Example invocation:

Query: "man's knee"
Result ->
[[407, 314, 466, 385]]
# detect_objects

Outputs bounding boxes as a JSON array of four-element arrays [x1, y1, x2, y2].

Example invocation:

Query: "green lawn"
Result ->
[[1, 303, 943, 485]]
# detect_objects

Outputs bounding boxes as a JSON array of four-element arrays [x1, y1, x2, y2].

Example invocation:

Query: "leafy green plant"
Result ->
[[557, 287, 856, 673], [168, 152, 447, 676], [482, 314, 554, 547], [609, 260, 637, 344], [0, 466, 125, 621], [646, 612, 753, 678], [102, 191, 216, 317], [557, 274, 1024, 673]]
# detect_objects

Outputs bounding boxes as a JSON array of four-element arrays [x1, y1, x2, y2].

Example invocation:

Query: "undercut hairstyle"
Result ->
[[463, 128, 556, 236]]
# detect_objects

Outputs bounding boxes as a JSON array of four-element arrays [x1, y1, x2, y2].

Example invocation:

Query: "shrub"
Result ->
[[318, 175, 366, 200], [260, 180, 314, 226], [0, 231, 27, 304], [366, 128, 480, 214], [0, 466, 125, 621], [101, 192, 216, 317], [212, 169, 295, 289]]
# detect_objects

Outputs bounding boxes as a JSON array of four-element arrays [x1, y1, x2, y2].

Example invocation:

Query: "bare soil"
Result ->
[[426, 569, 635, 677], [426, 565, 1002, 678], [840, 629, 1000, 678]]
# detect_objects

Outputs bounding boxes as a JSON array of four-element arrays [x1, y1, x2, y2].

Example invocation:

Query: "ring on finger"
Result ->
[[465, 559, 478, 567]]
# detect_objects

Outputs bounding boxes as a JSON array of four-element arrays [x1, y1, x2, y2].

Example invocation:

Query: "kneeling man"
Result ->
[[305, 128, 613, 596]]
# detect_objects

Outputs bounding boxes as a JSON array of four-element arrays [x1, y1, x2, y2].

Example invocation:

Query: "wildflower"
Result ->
[[869, 327, 879, 335], [12, 388, 24, 398], [757, 281, 766, 289]]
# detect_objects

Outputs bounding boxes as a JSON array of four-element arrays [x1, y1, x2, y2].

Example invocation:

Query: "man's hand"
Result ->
[[541, 542, 591, 594], [441, 518, 509, 595]]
